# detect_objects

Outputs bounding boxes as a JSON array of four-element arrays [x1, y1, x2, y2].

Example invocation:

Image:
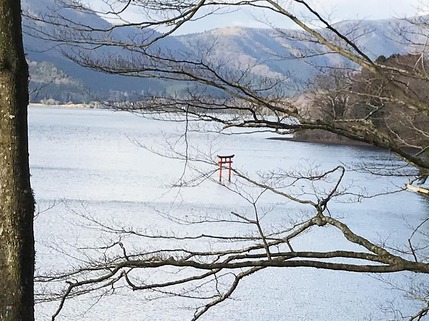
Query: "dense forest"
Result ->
[[295, 53, 429, 146]]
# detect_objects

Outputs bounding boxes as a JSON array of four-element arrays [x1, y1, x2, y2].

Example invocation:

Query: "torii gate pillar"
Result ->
[[217, 155, 234, 183]]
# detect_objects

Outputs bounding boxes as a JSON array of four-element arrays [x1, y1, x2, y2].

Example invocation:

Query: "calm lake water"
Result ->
[[29, 106, 428, 321]]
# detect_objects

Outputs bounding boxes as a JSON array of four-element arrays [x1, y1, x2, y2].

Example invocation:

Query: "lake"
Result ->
[[29, 106, 428, 321]]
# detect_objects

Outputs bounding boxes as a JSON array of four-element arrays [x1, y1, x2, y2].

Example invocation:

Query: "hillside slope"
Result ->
[[22, 0, 427, 103]]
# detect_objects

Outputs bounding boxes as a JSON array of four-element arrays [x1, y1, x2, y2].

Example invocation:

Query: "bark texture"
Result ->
[[0, 0, 35, 320]]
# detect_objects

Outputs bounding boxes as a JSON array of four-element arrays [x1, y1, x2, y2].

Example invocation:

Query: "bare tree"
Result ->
[[24, 0, 429, 320], [0, 0, 35, 320]]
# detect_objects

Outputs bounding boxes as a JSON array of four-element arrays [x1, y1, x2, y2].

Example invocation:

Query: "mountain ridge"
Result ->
[[22, 0, 426, 103]]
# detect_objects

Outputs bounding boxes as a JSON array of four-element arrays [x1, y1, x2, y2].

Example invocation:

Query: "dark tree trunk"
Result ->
[[0, 0, 35, 320]]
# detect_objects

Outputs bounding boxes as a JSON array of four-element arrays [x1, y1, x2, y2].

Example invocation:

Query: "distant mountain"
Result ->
[[176, 18, 422, 82], [22, 0, 428, 103], [22, 0, 172, 103], [28, 60, 90, 103]]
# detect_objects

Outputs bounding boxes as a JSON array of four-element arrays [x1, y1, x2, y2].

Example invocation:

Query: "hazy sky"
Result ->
[[105, 0, 427, 34], [185, 0, 426, 33]]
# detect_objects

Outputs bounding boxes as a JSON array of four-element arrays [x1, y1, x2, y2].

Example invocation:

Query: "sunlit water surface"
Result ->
[[29, 107, 429, 321]]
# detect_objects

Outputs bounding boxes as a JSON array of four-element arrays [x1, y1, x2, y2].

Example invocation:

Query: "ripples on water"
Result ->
[[29, 107, 427, 321]]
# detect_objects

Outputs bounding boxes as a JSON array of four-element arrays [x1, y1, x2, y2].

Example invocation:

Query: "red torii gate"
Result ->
[[217, 154, 234, 183]]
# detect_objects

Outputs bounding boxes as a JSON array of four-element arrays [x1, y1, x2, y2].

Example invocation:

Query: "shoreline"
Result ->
[[266, 135, 372, 147], [28, 105, 412, 151], [29, 103, 97, 109]]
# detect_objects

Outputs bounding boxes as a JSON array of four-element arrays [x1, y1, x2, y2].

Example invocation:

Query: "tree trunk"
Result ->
[[0, 0, 35, 320]]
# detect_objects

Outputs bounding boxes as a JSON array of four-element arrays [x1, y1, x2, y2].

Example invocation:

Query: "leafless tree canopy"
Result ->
[[25, 0, 429, 320]]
